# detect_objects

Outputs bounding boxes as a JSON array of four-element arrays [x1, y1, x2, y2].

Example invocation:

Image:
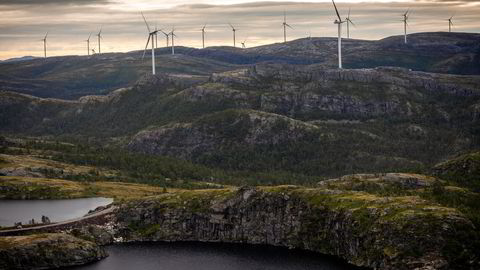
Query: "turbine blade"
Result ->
[[228, 22, 234, 29], [348, 7, 351, 18], [88, 33, 92, 40], [141, 12, 151, 33], [142, 34, 151, 59], [286, 23, 293, 29], [44, 32, 48, 39], [332, 0, 342, 22], [348, 18, 355, 26]]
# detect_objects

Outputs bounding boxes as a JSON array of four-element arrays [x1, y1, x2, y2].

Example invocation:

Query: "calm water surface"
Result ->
[[72, 242, 360, 270], [0, 197, 113, 226]]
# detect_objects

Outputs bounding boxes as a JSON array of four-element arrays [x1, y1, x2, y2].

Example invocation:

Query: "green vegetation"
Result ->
[[433, 151, 480, 191], [0, 176, 172, 201]]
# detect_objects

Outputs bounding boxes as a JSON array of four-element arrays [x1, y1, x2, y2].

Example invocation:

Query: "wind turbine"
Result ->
[[160, 30, 169, 47], [332, 0, 345, 69], [141, 12, 158, 75], [447, 15, 454, 32], [85, 34, 92, 56], [402, 9, 410, 44], [241, 37, 248, 48], [96, 26, 103, 53], [282, 11, 293, 43], [201, 24, 206, 48], [229, 23, 238, 47], [41, 32, 48, 58], [155, 23, 159, 49], [345, 8, 355, 39], [169, 28, 177, 55]]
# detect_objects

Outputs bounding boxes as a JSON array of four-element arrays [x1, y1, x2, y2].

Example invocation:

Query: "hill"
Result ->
[[1, 62, 479, 178], [0, 32, 478, 99]]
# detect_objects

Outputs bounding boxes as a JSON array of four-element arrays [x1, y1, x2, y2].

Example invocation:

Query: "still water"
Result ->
[[0, 197, 113, 226], [72, 242, 360, 270]]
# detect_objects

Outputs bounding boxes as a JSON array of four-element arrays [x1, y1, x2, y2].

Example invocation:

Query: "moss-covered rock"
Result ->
[[114, 186, 478, 270], [0, 233, 107, 269]]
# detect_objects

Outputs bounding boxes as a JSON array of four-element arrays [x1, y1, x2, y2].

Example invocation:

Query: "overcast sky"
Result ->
[[0, 0, 479, 60]]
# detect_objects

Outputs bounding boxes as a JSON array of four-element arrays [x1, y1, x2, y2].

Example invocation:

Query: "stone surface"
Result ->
[[0, 233, 107, 269], [114, 186, 478, 270]]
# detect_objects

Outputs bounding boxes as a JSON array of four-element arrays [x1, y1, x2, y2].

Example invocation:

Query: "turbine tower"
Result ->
[[332, 0, 345, 69], [229, 23, 238, 47], [201, 24, 206, 48], [282, 11, 293, 43], [169, 28, 177, 55], [345, 8, 355, 39], [160, 30, 169, 47], [41, 32, 48, 58], [447, 15, 454, 32], [402, 10, 410, 44], [97, 26, 103, 53], [141, 12, 158, 75], [85, 34, 92, 56]]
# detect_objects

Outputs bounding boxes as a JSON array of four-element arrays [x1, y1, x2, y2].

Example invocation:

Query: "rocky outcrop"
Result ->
[[127, 109, 319, 157], [0, 233, 107, 269], [114, 186, 478, 270]]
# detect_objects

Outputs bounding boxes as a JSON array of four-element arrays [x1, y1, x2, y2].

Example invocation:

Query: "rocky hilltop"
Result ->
[[124, 64, 479, 175], [0, 233, 107, 269], [114, 183, 478, 269], [1, 62, 479, 177]]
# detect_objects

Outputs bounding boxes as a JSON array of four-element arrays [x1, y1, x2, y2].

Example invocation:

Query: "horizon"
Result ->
[[1, 0, 479, 60], [2, 31, 476, 62]]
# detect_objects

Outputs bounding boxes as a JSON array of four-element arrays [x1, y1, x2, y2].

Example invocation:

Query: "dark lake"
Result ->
[[0, 197, 113, 226], [71, 242, 360, 270]]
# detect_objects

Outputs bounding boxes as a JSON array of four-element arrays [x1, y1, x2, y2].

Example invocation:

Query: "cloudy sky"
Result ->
[[0, 0, 479, 60]]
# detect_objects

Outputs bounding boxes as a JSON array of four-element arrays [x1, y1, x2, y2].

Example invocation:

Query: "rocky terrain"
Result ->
[[1, 60, 479, 177], [114, 182, 478, 270], [0, 233, 106, 269], [1, 138, 479, 270]]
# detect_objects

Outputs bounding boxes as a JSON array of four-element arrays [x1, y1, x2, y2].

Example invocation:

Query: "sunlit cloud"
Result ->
[[0, 0, 479, 59]]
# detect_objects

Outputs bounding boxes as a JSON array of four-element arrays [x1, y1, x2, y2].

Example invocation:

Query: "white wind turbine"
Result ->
[[282, 11, 293, 43], [160, 30, 169, 47], [447, 15, 454, 32], [201, 24, 206, 48], [229, 23, 238, 47], [41, 32, 48, 58], [155, 23, 159, 49], [169, 28, 177, 55], [141, 12, 159, 75], [402, 9, 410, 44], [332, 0, 345, 69], [96, 26, 103, 53], [345, 8, 355, 39], [85, 34, 92, 56]]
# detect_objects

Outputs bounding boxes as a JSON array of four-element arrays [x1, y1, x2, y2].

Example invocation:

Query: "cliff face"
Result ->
[[115, 186, 478, 270], [125, 60, 480, 174], [0, 233, 107, 269]]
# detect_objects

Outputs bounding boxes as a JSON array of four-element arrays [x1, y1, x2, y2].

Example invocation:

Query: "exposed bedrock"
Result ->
[[114, 186, 478, 270]]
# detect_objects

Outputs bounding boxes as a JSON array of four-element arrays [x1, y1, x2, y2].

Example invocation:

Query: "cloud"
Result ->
[[0, 1, 479, 60], [0, 0, 110, 5]]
